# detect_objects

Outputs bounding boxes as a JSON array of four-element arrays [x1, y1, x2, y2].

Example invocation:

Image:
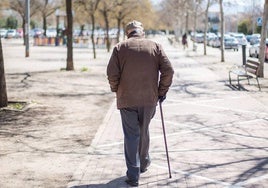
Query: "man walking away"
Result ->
[[107, 20, 174, 187]]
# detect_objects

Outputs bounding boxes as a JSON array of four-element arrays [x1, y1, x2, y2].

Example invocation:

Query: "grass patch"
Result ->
[[0, 101, 29, 111], [8, 102, 25, 110], [80, 67, 88, 72]]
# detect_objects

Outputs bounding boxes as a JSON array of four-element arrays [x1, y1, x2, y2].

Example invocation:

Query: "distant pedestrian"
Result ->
[[182, 33, 188, 49], [107, 20, 174, 187]]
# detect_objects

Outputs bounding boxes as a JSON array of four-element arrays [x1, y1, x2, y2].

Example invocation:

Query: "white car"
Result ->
[[232, 34, 247, 45], [0, 29, 7, 38], [224, 37, 239, 51], [249, 39, 268, 61], [5, 29, 17, 38], [46, 28, 57, 37]]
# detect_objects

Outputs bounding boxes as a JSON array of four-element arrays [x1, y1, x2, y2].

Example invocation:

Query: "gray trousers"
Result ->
[[120, 106, 156, 181]]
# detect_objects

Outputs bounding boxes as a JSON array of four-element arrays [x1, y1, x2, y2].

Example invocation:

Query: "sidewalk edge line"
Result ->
[[66, 99, 116, 187]]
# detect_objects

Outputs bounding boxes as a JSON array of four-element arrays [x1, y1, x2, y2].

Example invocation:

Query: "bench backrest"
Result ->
[[245, 59, 260, 76]]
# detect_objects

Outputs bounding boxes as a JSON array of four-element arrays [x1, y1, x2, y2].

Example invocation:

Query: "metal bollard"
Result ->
[[242, 44, 246, 65]]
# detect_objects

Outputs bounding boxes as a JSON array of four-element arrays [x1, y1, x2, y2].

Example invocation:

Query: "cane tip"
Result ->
[[169, 175, 172, 179]]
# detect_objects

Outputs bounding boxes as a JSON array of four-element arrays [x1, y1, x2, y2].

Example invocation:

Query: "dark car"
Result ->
[[224, 37, 239, 51]]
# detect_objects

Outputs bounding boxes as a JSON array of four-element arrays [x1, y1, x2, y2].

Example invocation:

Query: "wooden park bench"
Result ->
[[229, 58, 261, 91]]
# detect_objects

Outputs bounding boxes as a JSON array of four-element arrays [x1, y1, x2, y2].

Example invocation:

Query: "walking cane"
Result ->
[[159, 101, 172, 178]]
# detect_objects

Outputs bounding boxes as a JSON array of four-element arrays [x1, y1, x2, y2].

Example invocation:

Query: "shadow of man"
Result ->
[[69, 176, 129, 188]]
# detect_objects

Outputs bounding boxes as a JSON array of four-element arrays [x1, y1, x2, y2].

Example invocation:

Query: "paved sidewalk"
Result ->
[[67, 38, 268, 188]]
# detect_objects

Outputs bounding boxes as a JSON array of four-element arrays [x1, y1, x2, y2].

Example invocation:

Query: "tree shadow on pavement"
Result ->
[[232, 157, 268, 185], [184, 156, 268, 187]]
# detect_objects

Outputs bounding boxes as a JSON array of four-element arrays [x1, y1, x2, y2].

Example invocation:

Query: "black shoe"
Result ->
[[140, 168, 148, 173], [140, 160, 151, 173], [125, 178, 139, 187]]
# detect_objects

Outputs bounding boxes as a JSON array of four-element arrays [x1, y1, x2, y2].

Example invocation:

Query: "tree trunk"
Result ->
[[204, 0, 210, 55], [22, 19, 26, 45], [66, 0, 74, 71], [0, 37, 8, 107], [116, 18, 121, 43], [185, 10, 189, 34], [193, 3, 197, 51], [104, 12, 110, 52], [91, 14, 96, 59], [220, 0, 225, 62], [258, 0, 268, 78], [43, 14, 47, 37]]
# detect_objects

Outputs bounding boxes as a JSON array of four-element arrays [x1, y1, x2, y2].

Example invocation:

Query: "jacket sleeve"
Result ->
[[107, 47, 120, 92], [157, 44, 174, 97]]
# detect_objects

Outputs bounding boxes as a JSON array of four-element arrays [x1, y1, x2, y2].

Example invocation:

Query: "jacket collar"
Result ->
[[127, 30, 144, 39]]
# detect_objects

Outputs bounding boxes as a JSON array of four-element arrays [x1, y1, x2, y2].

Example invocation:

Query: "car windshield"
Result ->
[[225, 38, 234, 42], [234, 36, 243, 38]]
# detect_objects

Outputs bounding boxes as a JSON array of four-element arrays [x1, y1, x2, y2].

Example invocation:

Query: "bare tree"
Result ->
[[76, 0, 101, 59], [184, 0, 192, 35], [203, 0, 210, 55], [193, 0, 202, 51], [0, 37, 8, 108], [155, 1, 174, 32], [73, 2, 88, 36], [219, 0, 225, 62], [37, 0, 61, 36], [99, 0, 116, 52], [0, 0, 9, 9], [113, 0, 139, 43], [160, 0, 188, 40], [121, 0, 156, 40], [66, 0, 74, 70], [9, 0, 40, 44], [258, 0, 268, 77]]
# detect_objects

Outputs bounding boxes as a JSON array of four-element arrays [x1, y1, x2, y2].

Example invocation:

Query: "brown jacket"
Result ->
[[107, 34, 174, 109]]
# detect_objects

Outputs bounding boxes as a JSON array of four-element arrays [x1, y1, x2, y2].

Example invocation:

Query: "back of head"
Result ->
[[125, 20, 144, 38]]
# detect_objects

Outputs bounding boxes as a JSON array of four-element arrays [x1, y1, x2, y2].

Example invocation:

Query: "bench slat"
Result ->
[[231, 69, 246, 75], [246, 59, 259, 66], [245, 64, 258, 71], [246, 62, 258, 68], [246, 68, 257, 75]]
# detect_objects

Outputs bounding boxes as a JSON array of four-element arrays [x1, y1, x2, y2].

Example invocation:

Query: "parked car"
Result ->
[[224, 36, 239, 51], [0, 29, 7, 38], [231, 33, 247, 45], [192, 33, 204, 43], [5, 29, 18, 38], [211, 37, 221, 48], [46, 28, 57, 37], [249, 33, 261, 45], [246, 34, 253, 43], [249, 39, 268, 61], [31, 28, 44, 37], [207, 33, 217, 46], [211, 34, 231, 48]]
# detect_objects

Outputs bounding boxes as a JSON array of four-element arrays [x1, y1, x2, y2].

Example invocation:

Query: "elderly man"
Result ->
[[107, 20, 174, 187]]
